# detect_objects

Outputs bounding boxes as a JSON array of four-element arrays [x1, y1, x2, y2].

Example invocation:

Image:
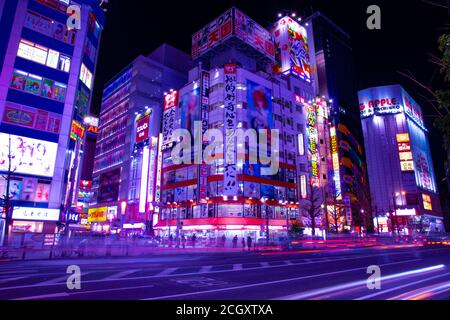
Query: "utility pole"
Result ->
[[1, 135, 15, 248]]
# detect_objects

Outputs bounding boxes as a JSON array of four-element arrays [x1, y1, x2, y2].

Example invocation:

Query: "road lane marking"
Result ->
[[143, 259, 421, 300], [156, 268, 178, 276], [14, 284, 155, 300], [388, 279, 450, 300], [102, 269, 140, 281], [284, 260, 293, 265], [233, 264, 243, 271], [277, 263, 443, 300], [200, 266, 212, 273], [0, 276, 29, 284], [0, 255, 426, 292], [36, 272, 92, 286], [260, 262, 270, 267], [355, 272, 450, 300]]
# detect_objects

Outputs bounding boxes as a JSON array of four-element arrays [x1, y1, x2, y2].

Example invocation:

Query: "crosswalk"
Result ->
[[0, 254, 378, 290]]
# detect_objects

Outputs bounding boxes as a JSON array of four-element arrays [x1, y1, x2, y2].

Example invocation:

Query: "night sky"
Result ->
[[92, 0, 449, 196]]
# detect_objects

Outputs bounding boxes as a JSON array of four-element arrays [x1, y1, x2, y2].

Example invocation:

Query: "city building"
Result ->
[[0, 0, 105, 243], [305, 11, 372, 232], [359, 84, 444, 234], [153, 8, 334, 242], [89, 44, 192, 235]]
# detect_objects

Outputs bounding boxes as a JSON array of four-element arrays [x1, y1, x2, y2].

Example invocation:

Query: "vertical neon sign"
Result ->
[[330, 127, 342, 200], [306, 102, 320, 187]]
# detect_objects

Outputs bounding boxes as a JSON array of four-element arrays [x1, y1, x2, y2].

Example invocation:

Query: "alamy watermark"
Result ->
[[170, 121, 280, 176]]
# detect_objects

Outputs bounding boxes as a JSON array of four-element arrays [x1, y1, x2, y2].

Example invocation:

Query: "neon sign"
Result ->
[[330, 127, 342, 200]]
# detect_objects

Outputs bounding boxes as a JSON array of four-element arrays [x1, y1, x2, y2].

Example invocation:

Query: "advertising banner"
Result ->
[[98, 168, 121, 203], [88, 207, 107, 222], [192, 8, 233, 59], [2, 103, 61, 134], [199, 71, 210, 203], [136, 115, 150, 144], [12, 207, 60, 222], [0, 133, 58, 178], [273, 17, 311, 81], [246, 80, 273, 131], [162, 91, 179, 149], [234, 9, 275, 60], [180, 87, 200, 137], [223, 64, 238, 196], [358, 85, 403, 119], [306, 104, 320, 187]]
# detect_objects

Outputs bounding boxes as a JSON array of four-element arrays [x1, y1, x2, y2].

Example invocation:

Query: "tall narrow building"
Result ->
[[305, 12, 371, 230], [89, 44, 192, 235], [0, 0, 105, 242]]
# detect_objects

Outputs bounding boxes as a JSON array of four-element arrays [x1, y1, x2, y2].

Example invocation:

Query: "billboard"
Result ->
[[70, 120, 85, 141], [192, 8, 233, 59], [0, 133, 58, 178], [164, 91, 179, 111], [88, 207, 107, 222], [358, 85, 405, 119], [306, 102, 320, 187], [136, 115, 150, 143], [223, 64, 238, 196], [330, 127, 342, 200], [3, 103, 62, 134], [272, 17, 311, 82], [97, 168, 121, 203], [192, 8, 274, 60], [408, 119, 436, 192], [234, 9, 275, 60], [180, 87, 200, 136], [246, 80, 274, 131], [162, 92, 178, 149], [12, 207, 60, 222], [199, 71, 210, 203]]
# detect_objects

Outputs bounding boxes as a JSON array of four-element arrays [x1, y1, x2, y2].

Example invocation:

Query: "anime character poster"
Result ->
[[179, 87, 200, 137], [246, 80, 273, 131], [0, 133, 58, 177]]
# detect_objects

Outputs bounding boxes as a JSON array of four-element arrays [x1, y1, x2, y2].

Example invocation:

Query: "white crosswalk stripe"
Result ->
[[36, 272, 91, 286], [0, 276, 29, 284], [155, 268, 178, 276], [102, 269, 140, 280], [200, 266, 213, 273]]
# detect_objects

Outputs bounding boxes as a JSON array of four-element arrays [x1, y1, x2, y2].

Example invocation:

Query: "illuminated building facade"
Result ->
[[154, 8, 333, 240], [305, 11, 371, 231], [359, 85, 444, 233], [0, 0, 105, 240], [90, 44, 191, 234]]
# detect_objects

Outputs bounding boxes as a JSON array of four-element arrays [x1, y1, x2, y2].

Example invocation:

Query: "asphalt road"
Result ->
[[0, 245, 449, 300]]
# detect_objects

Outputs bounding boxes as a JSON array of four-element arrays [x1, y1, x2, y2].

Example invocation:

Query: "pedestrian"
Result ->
[[232, 235, 238, 248], [221, 234, 226, 247], [192, 234, 197, 248], [169, 234, 173, 248], [247, 236, 253, 252], [181, 234, 186, 249], [241, 238, 246, 251]]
